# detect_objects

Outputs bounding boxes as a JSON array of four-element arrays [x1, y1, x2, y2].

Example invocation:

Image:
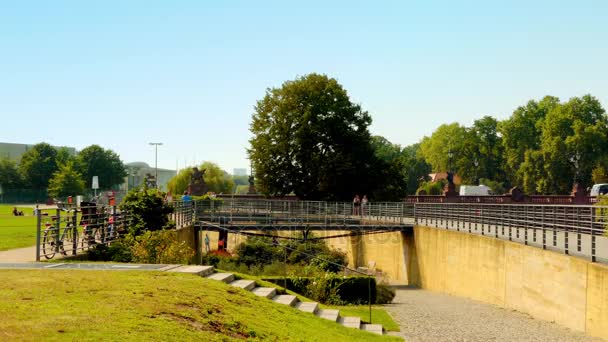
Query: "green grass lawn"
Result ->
[[0, 205, 38, 251], [222, 270, 401, 332], [0, 269, 401, 341]]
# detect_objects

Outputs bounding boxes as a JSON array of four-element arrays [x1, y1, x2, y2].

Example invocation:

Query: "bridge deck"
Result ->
[[195, 220, 413, 232]]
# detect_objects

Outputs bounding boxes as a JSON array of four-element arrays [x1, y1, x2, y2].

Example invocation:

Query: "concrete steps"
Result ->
[[251, 287, 277, 299], [168, 265, 214, 276], [272, 294, 298, 306], [316, 309, 340, 322], [295, 301, 319, 314], [169, 265, 384, 335], [206, 272, 235, 283], [230, 279, 256, 291], [339, 316, 361, 329], [361, 324, 383, 335]]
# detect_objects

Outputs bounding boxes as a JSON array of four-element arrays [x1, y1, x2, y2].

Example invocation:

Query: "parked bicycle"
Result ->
[[42, 206, 79, 259], [80, 201, 103, 249]]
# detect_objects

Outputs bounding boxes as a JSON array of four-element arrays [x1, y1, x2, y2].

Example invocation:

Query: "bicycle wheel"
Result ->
[[60, 224, 78, 255], [42, 228, 56, 259]]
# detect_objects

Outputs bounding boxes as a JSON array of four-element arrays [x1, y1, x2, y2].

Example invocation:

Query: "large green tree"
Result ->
[[249, 73, 381, 200], [400, 144, 432, 195], [75, 145, 126, 189], [457, 116, 505, 185], [537, 95, 608, 194], [19, 142, 59, 189], [0, 158, 24, 189], [419, 123, 468, 174], [167, 161, 235, 195], [48, 161, 85, 198], [499, 96, 559, 190]]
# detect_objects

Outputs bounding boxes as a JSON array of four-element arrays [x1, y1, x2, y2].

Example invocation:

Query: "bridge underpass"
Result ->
[[174, 198, 608, 340], [188, 199, 414, 250]]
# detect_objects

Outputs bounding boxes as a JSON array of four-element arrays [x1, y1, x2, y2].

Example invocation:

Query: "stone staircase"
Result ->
[[168, 265, 384, 335]]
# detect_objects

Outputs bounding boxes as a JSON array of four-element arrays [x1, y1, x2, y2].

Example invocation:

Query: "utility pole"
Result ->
[[149, 142, 163, 189]]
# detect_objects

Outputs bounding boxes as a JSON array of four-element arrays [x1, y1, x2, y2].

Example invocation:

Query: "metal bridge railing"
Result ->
[[177, 199, 415, 227], [414, 203, 608, 262]]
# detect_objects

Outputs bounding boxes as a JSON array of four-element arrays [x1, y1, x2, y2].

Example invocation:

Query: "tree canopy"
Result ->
[[0, 158, 24, 190], [18, 142, 59, 189], [249, 73, 385, 200], [75, 145, 126, 189], [48, 161, 85, 198], [167, 161, 235, 195]]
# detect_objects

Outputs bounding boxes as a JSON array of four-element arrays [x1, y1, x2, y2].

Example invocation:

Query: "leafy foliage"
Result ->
[[249, 73, 383, 200], [47, 161, 85, 198], [18, 142, 59, 189], [120, 187, 174, 235], [167, 161, 235, 195], [130, 230, 195, 264], [0, 158, 24, 190], [75, 144, 126, 189]]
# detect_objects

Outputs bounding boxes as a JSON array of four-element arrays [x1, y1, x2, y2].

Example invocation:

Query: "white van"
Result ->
[[590, 184, 608, 196], [459, 185, 491, 196]]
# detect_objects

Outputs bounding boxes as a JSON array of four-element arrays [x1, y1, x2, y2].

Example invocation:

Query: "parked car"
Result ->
[[590, 183, 608, 196]]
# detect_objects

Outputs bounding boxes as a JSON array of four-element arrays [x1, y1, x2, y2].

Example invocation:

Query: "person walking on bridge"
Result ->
[[353, 195, 361, 215], [361, 195, 368, 216]]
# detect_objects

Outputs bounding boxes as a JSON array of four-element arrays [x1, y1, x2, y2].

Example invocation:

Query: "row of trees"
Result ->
[[419, 95, 608, 195], [247, 73, 608, 200], [0, 143, 126, 198]]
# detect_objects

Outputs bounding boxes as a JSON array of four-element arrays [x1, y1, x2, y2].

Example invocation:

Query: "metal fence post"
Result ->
[[542, 206, 546, 250], [72, 209, 78, 254], [591, 207, 596, 262], [55, 208, 61, 254], [36, 210, 41, 261]]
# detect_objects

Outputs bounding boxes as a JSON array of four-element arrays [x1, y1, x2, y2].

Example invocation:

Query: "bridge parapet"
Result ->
[[405, 195, 599, 205]]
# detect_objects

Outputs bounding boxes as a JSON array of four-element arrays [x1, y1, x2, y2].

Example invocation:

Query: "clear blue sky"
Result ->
[[2, 1, 607, 173]]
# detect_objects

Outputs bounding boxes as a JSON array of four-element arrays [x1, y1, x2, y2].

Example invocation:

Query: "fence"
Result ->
[[414, 203, 608, 262], [187, 199, 414, 226], [36, 202, 132, 261]]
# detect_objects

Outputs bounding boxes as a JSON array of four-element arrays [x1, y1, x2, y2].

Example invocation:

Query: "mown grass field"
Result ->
[[0, 205, 37, 251], [0, 269, 402, 341]]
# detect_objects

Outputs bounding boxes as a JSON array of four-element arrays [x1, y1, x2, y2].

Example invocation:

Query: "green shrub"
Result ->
[[264, 275, 377, 305], [130, 230, 194, 264], [375, 283, 396, 304], [310, 250, 347, 273], [235, 238, 283, 267], [120, 187, 174, 236], [416, 180, 446, 195]]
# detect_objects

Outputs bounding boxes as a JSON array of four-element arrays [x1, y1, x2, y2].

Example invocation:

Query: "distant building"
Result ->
[[233, 168, 247, 176], [0, 142, 76, 161], [122, 162, 176, 192]]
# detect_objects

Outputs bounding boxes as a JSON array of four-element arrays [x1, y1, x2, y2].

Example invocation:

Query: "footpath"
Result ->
[[0, 245, 36, 263]]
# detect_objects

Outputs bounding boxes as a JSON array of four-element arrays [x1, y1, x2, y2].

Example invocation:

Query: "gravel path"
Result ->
[[385, 288, 604, 342]]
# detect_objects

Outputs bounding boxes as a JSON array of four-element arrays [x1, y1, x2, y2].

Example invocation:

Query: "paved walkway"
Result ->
[[0, 245, 36, 263], [385, 288, 604, 342]]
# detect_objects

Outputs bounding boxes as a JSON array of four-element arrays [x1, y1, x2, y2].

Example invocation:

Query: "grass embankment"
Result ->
[[0, 205, 37, 251], [223, 270, 400, 332], [0, 270, 401, 341]]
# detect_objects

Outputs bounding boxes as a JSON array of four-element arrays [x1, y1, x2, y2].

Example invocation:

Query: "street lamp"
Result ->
[[473, 159, 479, 185], [149, 142, 163, 189], [447, 149, 454, 173]]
